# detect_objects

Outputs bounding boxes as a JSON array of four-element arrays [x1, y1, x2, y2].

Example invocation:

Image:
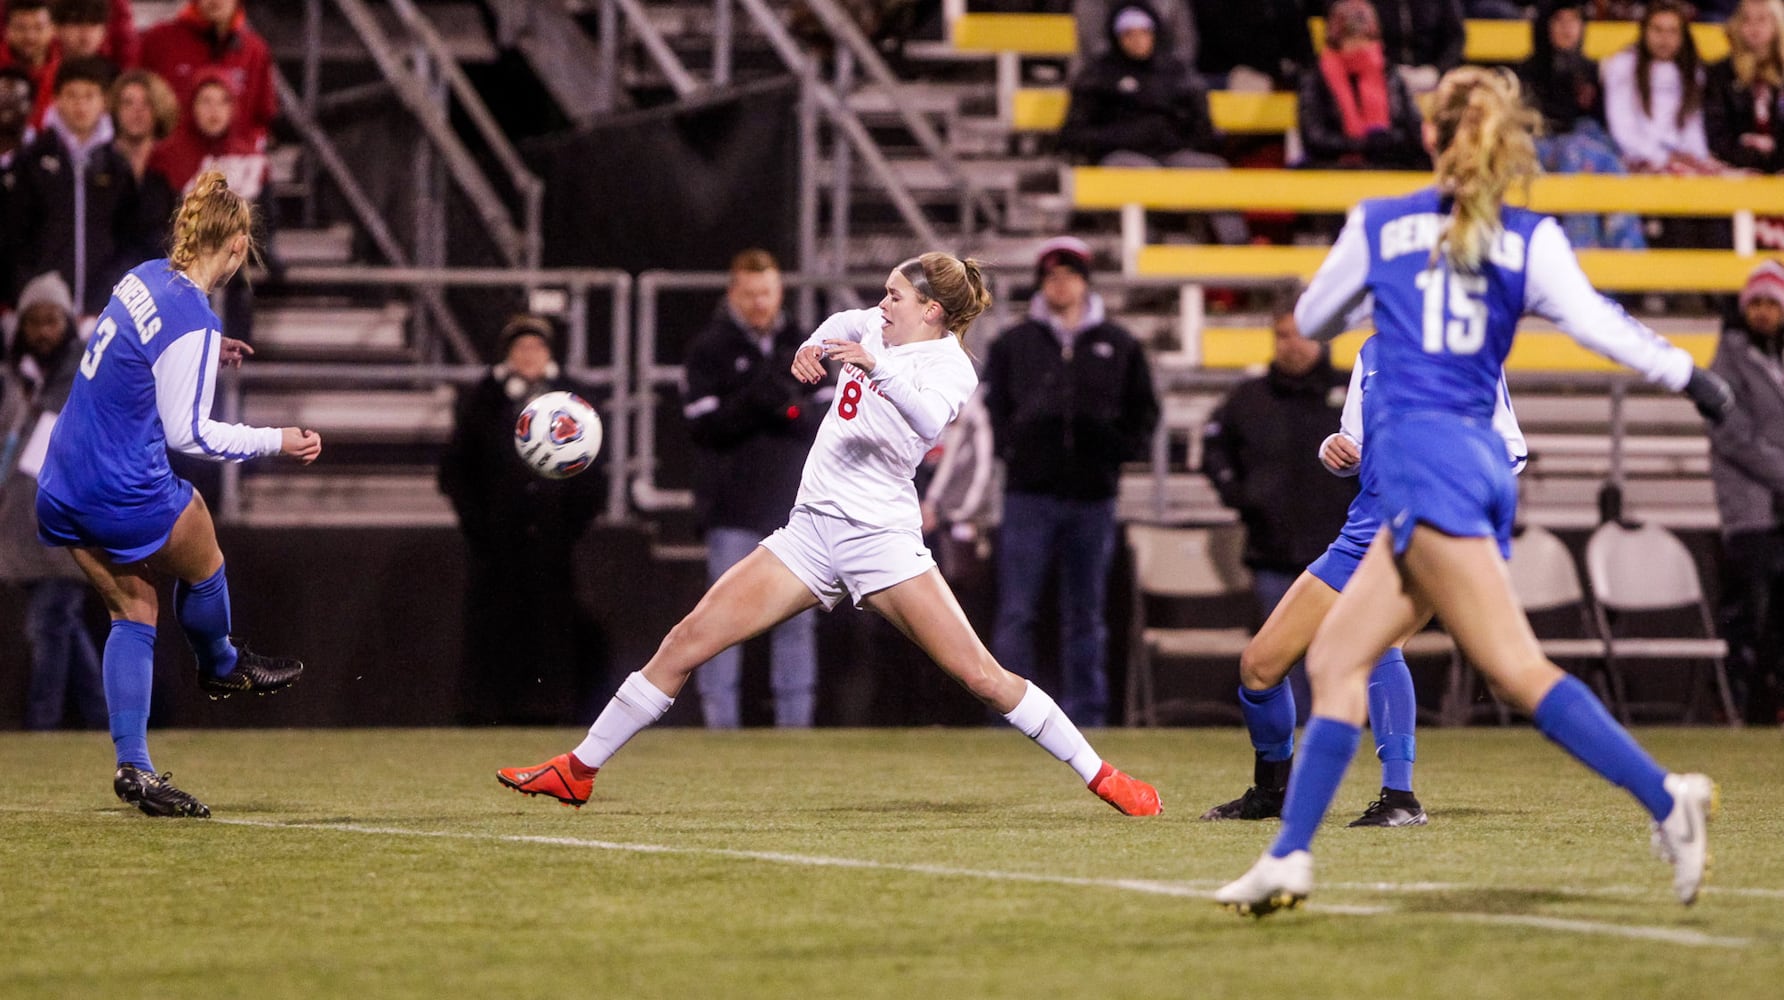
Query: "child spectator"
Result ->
[[1602, 0, 1720, 174], [10, 55, 138, 318], [1296, 0, 1428, 169], [1520, 0, 1647, 249]]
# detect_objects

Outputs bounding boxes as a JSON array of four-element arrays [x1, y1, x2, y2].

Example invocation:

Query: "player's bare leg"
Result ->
[[866, 569, 1161, 816]]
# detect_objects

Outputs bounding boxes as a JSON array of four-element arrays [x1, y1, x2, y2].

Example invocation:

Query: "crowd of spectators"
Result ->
[[0, 0, 273, 324]]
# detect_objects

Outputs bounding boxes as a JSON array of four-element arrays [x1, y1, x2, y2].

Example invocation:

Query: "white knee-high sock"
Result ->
[[573, 672, 674, 768], [1003, 681, 1103, 783]]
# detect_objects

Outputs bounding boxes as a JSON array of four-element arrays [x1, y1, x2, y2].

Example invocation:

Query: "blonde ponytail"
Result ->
[[898, 251, 994, 342], [1428, 67, 1541, 272], [168, 170, 257, 272]]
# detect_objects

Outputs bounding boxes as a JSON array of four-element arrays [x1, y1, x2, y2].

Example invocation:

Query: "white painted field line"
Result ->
[[214, 818, 1752, 949]]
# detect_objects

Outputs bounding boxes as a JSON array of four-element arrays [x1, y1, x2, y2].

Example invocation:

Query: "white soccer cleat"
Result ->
[[1650, 772, 1718, 905], [1214, 850, 1314, 918]]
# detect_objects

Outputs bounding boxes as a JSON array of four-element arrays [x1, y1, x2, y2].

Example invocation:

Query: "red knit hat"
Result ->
[[1740, 259, 1784, 310]]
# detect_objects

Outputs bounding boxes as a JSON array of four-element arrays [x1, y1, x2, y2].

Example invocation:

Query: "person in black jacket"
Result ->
[[1201, 304, 1356, 635], [985, 237, 1160, 727], [9, 55, 137, 318], [1296, 0, 1428, 169], [1705, 0, 1784, 176], [438, 315, 603, 725], [679, 249, 830, 729], [1058, 1, 1247, 244], [1369, 0, 1466, 94], [1191, 0, 1314, 91]]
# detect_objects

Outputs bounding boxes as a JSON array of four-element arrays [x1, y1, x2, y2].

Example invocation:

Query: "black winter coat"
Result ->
[[681, 305, 831, 536], [9, 128, 140, 315], [1192, 0, 1314, 89], [984, 310, 1159, 501], [1704, 60, 1784, 174], [437, 371, 603, 553], [1058, 0, 1220, 163], [1201, 357, 1356, 573], [1296, 59, 1429, 169]]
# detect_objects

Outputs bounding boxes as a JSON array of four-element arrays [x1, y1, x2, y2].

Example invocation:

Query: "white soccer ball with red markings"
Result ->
[[514, 390, 602, 479]]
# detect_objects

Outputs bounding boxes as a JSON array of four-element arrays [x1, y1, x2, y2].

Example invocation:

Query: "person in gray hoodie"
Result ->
[[1709, 259, 1784, 725], [0, 271, 104, 729]]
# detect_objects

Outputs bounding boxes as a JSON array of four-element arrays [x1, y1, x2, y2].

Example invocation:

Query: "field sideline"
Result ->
[[4, 728, 1782, 999]]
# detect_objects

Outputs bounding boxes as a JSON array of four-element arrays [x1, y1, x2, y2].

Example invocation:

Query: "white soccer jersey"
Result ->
[[792, 308, 978, 531]]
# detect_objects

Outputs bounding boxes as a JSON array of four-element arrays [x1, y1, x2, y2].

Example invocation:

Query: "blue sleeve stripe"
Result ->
[[189, 328, 258, 461]]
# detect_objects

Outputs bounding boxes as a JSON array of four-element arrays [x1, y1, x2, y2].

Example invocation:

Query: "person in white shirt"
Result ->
[[1601, 0, 1717, 172], [498, 252, 1164, 817]]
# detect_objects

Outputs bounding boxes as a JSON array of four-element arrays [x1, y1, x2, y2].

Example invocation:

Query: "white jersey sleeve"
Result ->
[[1524, 218, 1693, 391], [1322, 359, 1368, 478], [153, 327, 284, 461], [866, 344, 976, 442], [1296, 207, 1372, 342], [801, 308, 877, 352]]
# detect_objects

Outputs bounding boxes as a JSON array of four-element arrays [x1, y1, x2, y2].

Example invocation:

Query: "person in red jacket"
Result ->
[[0, 0, 134, 66], [147, 64, 262, 198], [138, 0, 273, 150], [0, 0, 54, 128]]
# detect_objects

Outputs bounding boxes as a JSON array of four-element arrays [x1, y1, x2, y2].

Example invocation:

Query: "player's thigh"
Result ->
[[147, 492, 225, 584], [1399, 526, 1558, 710], [674, 545, 820, 653], [69, 547, 158, 624], [865, 569, 1021, 704], [1240, 570, 1338, 688]]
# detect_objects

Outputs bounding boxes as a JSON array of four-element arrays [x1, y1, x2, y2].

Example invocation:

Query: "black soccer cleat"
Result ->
[[197, 638, 303, 700], [1348, 787, 1429, 827], [1200, 785, 1286, 821], [114, 765, 211, 818]]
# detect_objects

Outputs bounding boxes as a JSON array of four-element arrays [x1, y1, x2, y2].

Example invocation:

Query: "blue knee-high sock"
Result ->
[[104, 621, 157, 770], [1270, 717, 1362, 858], [1532, 675, 1672, 821], [1367, 648, 1417, 792], [175, 564, 237, 678], [1238, 681, 1296, 762]]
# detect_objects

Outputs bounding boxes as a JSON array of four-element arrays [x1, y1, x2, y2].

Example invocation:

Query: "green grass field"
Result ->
[[3, 727, 1782, 999]]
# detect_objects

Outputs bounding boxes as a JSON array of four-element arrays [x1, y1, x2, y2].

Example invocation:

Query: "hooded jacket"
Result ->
[[10, 111, 139, 315], [1518, 1, 1605, 136], [139, 2, 276, 150], [984, 290, 1159, 501], [1057, 0, 1220, 163], [1708, 318, 1784, 536], [0, 271, 85, 582]]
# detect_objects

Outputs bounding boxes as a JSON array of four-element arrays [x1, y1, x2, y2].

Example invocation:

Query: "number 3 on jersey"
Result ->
[[836, 378, 864, 420], [79, 317, 119, 379], [1415, 266, 1487, 356]]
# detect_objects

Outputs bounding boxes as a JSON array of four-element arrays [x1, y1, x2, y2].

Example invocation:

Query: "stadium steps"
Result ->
[[235, 467, 454, 527], [239, 386, 454, 446]]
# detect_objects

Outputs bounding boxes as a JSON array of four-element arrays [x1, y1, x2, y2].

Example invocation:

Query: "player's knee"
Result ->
[[1238, 646, 1284, 689]]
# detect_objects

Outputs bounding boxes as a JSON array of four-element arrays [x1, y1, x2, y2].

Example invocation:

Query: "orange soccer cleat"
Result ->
[[1089, 761, 1163, 816], [497, 753, 596, 808]]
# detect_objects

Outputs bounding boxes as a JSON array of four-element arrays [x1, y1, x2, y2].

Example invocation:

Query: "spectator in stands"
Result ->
[[0, 0, 134, 65], [1192, 0, 1315, 92], [438, 315, 603, 726], [1705, 0, 1784, 175], [50, 0, 112, 69], [108, 68, 177, 257], [0, 271, 105, 731], [10, 55, 138, 319], [149, 67, 262, 339], [1369, 0, 1466, 94], [0, 66, 33, 312], [1074, 0, 1196, 71], [1707, 259, 1784, 725], [1201, 300, 1357, 719], [1058, 2, 1249, 245], [140, 0, 275, 151], [1296, 0, 1428, 170], [984, 237, 1160, 727], [0, 0, 54, 128], [680, 249, 828, 729], [1602, 0, 1721, 174], [1520, 0, 1648, 249]]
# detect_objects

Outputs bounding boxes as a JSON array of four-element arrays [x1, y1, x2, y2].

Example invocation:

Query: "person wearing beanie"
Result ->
[[983, 237, 1159, 726], [438, 312, 604, 725], [1295, 0, 1429, 170], [1057, 1, 1249, 245], [0, 270, 105, 730], [1708, 258, 1784, 724]]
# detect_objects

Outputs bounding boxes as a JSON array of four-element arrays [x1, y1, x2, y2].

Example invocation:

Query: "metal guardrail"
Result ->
[[222, 267, 632, 522]]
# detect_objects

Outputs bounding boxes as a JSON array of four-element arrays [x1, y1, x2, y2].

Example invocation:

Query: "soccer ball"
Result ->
[[514, 390, 602, 479]]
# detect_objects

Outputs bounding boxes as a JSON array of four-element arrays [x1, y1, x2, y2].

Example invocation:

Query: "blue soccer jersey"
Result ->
[[36, 260, 282, 558]]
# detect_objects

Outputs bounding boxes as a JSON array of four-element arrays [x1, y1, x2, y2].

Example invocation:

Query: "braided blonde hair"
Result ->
[[1427, 67, 1542, 272], [168, 170, 257, 272]]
